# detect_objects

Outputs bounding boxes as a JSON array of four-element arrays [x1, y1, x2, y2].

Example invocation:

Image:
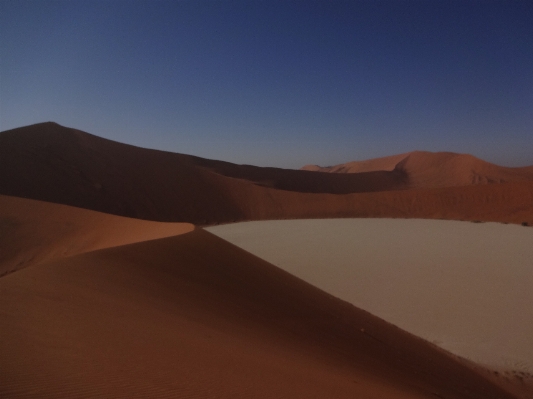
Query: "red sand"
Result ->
[[0, 194, 193, 276], [1, 122, 532, 397], [302, 151, 533, 188], [1, 123, 533, 226], [0, 196, 520, 398]]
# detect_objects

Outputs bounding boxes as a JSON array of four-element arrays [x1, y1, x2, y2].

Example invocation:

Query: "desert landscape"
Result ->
[[3, 1, 532, 397], [1, 122, 533, 398]]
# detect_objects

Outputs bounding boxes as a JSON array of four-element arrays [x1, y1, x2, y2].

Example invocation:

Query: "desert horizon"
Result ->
[[1, 122, 532, 398], [2, 2, 532, 397]]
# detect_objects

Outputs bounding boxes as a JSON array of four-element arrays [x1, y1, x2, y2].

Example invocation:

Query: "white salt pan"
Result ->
[[207, 219, 533, 373]]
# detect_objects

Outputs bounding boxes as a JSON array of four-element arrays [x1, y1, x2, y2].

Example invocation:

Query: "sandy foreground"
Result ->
[[207, 219, 533, 375], [0, 195, 523, 398]]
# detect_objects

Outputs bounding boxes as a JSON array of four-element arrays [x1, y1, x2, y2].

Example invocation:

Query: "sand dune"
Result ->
[[1, 120, 531, 398], [183, 151, 409, 193], [302, 152, 412, 173], [0, 196, 518, 398], [302, 151, 533, 188], [0, 122, 245, 223], [1, 123, 533, 226], [397, 151, 533, 188], [0, 194, 193, 276]]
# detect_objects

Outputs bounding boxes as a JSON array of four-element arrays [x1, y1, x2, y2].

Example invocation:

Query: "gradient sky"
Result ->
[[1, 0, 532, 168]]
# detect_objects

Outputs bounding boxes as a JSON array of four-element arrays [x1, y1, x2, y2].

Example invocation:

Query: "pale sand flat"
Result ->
[[207, 218, 533, 375]]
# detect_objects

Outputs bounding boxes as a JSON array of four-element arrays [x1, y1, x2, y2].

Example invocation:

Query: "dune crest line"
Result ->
[[1, 122, 532, 226]]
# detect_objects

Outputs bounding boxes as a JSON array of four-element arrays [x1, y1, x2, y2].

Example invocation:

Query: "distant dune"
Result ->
[[302, 152, 412, 173], [302, 151, 533, 188], [1, 122, 533, 225], [0, 195, 518, 398]]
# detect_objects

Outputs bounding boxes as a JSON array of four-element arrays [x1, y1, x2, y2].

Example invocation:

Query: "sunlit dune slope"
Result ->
[[397, 151, 533, 188], [302, 151, 533, 188], [0, 224, 516, 398], [302, 152, 412, 173], [0, 194, 193, 276], [1, 122, 532, 225]]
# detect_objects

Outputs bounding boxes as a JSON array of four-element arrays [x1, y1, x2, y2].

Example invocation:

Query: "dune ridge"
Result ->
[[0, 196, 519, 398], [1, 122, 533, 226], [302, 152, 412, 173], [302, 151, 533, 188], [0, 194, 193, 276]]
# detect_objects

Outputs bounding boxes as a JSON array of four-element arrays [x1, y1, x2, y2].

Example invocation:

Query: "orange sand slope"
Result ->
[[1, 122, 533, 226], [0, 194, 193, 276], [0, 196, 517, 398], [302, 152, 413, 173], [302, 151, 533, 188]]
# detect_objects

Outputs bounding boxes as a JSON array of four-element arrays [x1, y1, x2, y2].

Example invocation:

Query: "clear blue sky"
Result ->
[[1, 0, 532, 168]]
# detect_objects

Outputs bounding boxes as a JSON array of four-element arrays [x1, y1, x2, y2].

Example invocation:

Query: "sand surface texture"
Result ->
[[207, 219, 533, 375], [0, 196, 520, 398]]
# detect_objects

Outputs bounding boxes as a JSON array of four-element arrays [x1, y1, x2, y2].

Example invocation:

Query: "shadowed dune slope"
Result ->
[[302, 151, 533, 188], [1, 122, 533, 225], [184, 152, 408, 193], [0, 122, 408, 207], [0, 123, 245, 223], [0, 222, 517, 398], [0, 194, 193, 276]]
